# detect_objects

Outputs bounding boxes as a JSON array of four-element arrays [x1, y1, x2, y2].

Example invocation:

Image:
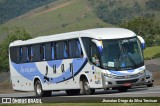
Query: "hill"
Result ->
[[0, 0, 113, 42], [0, 0, 159, 43], [0, 0, 57, 24]]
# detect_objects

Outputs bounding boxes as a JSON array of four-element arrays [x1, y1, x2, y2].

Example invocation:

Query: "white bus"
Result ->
[[9, 28, 146, 97]]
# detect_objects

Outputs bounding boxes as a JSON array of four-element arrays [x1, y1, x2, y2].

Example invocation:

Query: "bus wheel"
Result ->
[[35, 80, 43, 97], [34, 80, 52, 97], [66, 89, 80, 95], [117, 87, 128, 92], [82, 78, 95, 95]]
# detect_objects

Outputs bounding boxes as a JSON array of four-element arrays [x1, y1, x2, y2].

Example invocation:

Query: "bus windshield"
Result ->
[[100, 37, 144, 70]]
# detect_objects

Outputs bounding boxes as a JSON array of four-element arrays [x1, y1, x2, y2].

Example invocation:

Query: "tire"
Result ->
[[147, 83, 153, 87], [118, 87, 128, 92], [66, 89, 80, 95], [82, 78, 95, 95], [34, 80, 52, 97]]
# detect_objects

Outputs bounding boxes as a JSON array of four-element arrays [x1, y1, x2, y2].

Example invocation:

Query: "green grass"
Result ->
[[144, 46, 160, 60], [0, 103, 160, 106]]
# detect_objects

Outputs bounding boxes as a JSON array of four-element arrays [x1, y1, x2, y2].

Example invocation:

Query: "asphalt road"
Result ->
[[0, 85, 160, 98], [0, 85, 160, 103]]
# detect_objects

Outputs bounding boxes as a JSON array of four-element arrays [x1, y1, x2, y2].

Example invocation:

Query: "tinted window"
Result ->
[[52, 43, 55, 60], [44, 43, 52, 60], [82, 37, 99, 65], [10, 40, 82, 63], [22, 46, 28, 63], [40, 44, 45, 61], [10, 47, 19, 63], [30, 45, 40, 62], [69, 39, 82, 58], [19, 47, 22, 63], [82, 38, 91, 59], [56, 41, 68, 59]]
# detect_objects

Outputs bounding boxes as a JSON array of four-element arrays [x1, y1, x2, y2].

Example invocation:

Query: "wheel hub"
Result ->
[[36, 84, 41, 95], [84, 82, 89, 90]]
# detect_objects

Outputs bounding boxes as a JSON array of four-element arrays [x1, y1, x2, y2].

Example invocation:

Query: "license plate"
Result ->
[[123, 83, 131, 86]]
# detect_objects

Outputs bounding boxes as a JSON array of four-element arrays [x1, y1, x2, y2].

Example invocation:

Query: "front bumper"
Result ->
[[102, 73, 146, 89]]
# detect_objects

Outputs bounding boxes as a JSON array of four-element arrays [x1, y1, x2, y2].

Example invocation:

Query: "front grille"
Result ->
[[114, 73, 139, 79], [116, 79, 138, 84], [129, 73, 140, 78], [114, 76, 126, 79]]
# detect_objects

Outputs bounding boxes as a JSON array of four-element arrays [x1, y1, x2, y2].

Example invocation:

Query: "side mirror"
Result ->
[[92, 39, 103, 54], [137, 36, 146, 50]]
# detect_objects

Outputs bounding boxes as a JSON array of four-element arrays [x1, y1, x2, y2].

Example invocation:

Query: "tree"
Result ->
[[133, 2, 141, 14], [0, 27, 31, 72], [145, 0, 160, 11], [90, 0, 157, 25], [120, 17, 160, 47]]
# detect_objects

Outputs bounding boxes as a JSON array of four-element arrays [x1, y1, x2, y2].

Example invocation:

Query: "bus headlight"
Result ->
[[102, 73, 114, 78], [138, 70, 145, 76]]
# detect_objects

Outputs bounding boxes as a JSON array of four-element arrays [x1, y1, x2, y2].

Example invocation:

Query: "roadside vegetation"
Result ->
[[90, 0, 160, 25], [0, 27, 31, 72], [144, 46, 160, 60], [120, 17, 160, 47]]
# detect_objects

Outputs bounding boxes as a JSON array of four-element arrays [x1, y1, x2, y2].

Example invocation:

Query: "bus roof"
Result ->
[[10, 28, 136, 47]]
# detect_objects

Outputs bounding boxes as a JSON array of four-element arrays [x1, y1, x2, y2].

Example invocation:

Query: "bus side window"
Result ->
[[82, 37, 91, 58], [40, 44, 45, 61], [68, 39, 82, 58], [29, 45, 41, 62], [82, 37, 100, 66], [52, 43, 55, 60], [27, 46, 30, 62], [22, 46, 28, 63], [10, 47, 19, 64], [19, 47, 22, 63], [64, 41, 68, 59], [56, 41, 68, 59], [44, 43, 52, 60], [90, 43, 100, 66], [43, 44, 46, 60], [30, 46, 34, 61], [77, 40, 83, 57]]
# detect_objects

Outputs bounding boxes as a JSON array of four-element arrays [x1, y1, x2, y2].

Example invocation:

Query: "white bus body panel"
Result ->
[[9, 28, 145, 92]]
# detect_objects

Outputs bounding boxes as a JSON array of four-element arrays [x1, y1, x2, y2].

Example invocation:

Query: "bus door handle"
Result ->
[[61, 64, 64, 73], [53, 64, 56, 73], [70, 63, 74, 81]]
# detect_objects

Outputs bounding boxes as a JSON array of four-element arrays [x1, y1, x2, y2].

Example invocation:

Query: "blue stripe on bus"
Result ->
[[11, 62, 44, 81], [11, 58, 87, 83], [47, 60, 62, 68], [51, 59, 88, 83]]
